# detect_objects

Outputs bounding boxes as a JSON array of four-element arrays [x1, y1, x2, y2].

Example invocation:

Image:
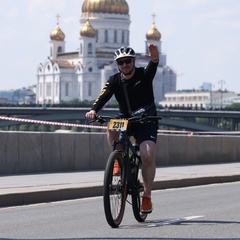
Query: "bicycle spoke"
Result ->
[[132, 158, 148, 222], [103, 151, 127, 228]]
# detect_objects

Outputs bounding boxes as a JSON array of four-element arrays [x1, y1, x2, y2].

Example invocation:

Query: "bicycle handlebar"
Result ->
[[88, 114, 162, 124]]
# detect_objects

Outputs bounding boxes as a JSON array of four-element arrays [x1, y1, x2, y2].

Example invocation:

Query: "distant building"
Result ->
[[0, 87, 36, 105], [159, 90, 238, 109], [36, 0, 176, 105], [201, 82, 212, 92]]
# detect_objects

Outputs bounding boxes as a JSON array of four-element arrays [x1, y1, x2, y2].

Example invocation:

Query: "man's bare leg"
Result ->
[[107, 130, 120, 149], [140, 140, 156, 197]]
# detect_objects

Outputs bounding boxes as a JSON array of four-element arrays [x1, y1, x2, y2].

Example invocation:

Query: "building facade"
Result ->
[[159, 90, 239, 109], [36, 0, 176, 105]]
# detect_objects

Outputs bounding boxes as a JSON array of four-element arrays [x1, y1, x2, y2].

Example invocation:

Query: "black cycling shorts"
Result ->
[[129, 121, 158, 145]]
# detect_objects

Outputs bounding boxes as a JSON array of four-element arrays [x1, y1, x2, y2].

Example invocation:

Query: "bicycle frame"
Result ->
[[111, 129, 141, 195]]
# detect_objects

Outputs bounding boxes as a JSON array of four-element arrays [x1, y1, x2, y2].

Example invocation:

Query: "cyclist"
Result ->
[[85, 44, 159, 213]]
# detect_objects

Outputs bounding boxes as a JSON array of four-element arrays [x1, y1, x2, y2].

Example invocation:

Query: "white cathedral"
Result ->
[[36, 0, 176, 105]]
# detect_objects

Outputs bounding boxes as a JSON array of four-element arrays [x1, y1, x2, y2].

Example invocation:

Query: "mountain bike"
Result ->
[[89, 114, 161, 228]]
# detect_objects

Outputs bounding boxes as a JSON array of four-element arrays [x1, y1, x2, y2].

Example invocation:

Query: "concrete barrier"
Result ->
[[0, 131, 240, 174]]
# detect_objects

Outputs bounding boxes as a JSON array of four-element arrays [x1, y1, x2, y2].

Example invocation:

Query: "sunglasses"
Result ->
[[117, 58, 132, 66]]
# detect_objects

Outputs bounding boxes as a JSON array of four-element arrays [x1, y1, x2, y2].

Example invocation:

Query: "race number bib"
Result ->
[[108, 119, 128, 131]]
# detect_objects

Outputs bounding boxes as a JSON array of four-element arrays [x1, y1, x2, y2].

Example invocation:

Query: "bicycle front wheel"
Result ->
[[103, 150, 127, 228], [132, 157, 148, 222]]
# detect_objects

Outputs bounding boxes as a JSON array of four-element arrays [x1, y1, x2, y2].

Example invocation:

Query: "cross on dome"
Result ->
[[56, 14, 60, 24], [152, 13, 156, 24]]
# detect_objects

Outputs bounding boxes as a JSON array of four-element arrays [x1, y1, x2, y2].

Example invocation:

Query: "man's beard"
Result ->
[[122, 67, 135, 77]]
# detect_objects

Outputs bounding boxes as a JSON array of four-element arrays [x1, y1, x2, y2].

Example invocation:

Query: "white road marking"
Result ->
[[147, 215, 205, 227]]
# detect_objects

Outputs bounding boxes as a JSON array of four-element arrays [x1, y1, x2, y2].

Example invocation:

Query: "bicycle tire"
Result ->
[[131, 156, 148, 222], [103, 150, 127, 228]]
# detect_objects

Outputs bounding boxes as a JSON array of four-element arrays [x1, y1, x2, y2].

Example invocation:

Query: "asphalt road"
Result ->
[[1, 182, 240, 239]]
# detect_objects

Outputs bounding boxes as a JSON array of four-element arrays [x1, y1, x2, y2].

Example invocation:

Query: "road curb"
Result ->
[[1, 175, 240, 208], [153, 175, 240, 190]]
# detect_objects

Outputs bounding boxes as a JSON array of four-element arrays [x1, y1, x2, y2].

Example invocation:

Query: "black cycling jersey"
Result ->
[[91, 60, 159, 116]]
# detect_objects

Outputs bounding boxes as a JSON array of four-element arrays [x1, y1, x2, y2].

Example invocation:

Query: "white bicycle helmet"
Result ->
[[114, 46, 136, 61]]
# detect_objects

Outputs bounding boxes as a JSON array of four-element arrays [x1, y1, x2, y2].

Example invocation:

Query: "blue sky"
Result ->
[[0, 0, 240, 93]]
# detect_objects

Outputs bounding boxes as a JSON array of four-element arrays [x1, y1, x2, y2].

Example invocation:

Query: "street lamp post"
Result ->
[[210, 83, 214, 109], [219, 80, 225, 109]]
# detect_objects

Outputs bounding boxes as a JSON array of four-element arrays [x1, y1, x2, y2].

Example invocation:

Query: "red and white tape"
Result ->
[[1, 115, 240, 135], [157, 129, 240, 135], [0, 116, 107, 130]]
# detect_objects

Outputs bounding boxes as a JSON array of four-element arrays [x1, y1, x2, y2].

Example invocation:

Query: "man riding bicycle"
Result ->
[[85, 44, 159, 213]]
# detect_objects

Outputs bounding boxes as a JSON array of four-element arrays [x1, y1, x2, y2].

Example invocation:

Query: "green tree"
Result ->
[[71, 126, 78, 132], [9, 125, 17, 131], [19, 124, 28, 131], [38, 124, 47, 132], [225, 103, 240, 111], [50, 125, 57, 132], [29, 124, 38, 131]]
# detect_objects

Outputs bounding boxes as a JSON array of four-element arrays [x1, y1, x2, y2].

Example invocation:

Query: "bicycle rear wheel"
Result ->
[[103, 150, 127, 228], [132, 157, 148, 222]]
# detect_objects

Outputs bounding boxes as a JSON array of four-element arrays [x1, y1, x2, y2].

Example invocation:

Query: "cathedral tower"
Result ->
[[49, 15, 65, 60]]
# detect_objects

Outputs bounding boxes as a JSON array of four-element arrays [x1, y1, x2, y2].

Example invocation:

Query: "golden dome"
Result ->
[[80, 20, 96, 37], [82, 0, 129, 14], [146, 22, 161, 41], [50, 24, 65, 41]]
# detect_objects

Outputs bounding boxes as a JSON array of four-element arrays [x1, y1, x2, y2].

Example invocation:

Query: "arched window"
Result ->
[[114, 30, 117, 43], [88, 82, 92, 97], [88, 43, 93, 54], [105, 30, 108, 43], [57, 46, 62, 53], [80, 43, 83, 55], [126, 31, 129, 45], [65, 83, 69, 96], [46, 83, 51, 97], [96, 30, 99, 43]]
